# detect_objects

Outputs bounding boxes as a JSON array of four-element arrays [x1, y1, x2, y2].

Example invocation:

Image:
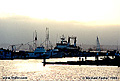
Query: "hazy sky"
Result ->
[[0, 0, 120, 47]]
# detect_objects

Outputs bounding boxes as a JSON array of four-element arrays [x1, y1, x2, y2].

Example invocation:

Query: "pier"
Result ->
[[0, 48, 120, 67], [42, 55, 120, 67]]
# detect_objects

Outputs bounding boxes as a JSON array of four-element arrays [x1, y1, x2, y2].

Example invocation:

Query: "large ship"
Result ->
[[54, 35, 80, 56]]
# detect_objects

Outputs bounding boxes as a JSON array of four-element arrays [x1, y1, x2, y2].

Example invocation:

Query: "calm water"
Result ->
[[0, 57, 120, 81]]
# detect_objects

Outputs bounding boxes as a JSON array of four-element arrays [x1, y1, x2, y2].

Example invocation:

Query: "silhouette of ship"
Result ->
[[54, 35, 80, 57]]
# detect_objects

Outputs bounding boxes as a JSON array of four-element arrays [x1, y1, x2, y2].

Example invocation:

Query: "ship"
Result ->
[[33, 46, 64, 58], [54, 35, 80, 57]]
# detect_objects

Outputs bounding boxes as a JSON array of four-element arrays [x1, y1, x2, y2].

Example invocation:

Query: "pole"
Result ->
[[43, 55, 46, 66]]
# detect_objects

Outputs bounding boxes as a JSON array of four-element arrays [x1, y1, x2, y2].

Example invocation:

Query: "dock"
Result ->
[[42, 55, 120, 67]]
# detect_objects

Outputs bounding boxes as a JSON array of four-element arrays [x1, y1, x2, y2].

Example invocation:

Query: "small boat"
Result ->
[[34, 46, 47, 58], [0, 48, 12, 59], [50, 49, 63, 58]]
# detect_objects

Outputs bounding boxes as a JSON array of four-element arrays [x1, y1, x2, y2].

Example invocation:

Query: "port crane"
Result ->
[[96, 36, 101, 51]]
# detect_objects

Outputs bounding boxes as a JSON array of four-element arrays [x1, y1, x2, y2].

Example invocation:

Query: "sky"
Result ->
[[0, 0, 120, 48]]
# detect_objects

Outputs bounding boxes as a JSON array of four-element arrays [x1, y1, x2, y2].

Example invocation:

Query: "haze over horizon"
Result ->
[[0, 0, 120, 48]]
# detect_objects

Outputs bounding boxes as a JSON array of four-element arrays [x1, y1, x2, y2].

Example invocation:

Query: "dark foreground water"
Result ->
[[0, 58, 120, 81]]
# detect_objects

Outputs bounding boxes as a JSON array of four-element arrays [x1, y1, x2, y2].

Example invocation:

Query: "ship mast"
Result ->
[[60, 35, 65, 44], [45, 28, 49, 50], [39, 28, 52, 50], [33, 30, 37, 50]]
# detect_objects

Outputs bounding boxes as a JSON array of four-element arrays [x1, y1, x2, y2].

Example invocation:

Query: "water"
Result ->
[[0, 58, 120, 80]]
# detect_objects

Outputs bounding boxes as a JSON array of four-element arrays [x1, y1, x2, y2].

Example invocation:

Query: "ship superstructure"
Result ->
[[55, 35, 80, 56]]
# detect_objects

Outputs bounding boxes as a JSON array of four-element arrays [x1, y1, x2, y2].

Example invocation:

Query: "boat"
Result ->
[[46, 49, 64, 58], [51, 49, 63, 58], [0, 48, 12, 59], [54, 35, 80, 57], [34, 46, 48, 58]]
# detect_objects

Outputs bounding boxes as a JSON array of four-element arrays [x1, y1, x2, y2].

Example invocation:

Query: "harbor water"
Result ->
[[0, 57, 120, 81]]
